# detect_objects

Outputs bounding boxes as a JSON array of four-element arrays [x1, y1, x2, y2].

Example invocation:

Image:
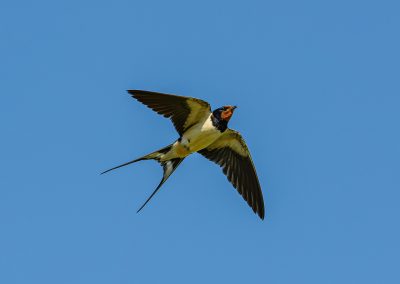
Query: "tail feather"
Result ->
[[100, 144, 172, 175], [136, 158, 184, 213], [101, 143, 185, 213], [100, 157, 145, 175]]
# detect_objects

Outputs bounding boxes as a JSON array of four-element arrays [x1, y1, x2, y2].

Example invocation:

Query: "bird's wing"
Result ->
[[128, 90, 211, 136], [198, 129, 265, 219]]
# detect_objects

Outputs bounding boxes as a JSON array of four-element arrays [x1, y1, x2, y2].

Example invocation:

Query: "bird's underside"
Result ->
[[102, 90, 265, 219]]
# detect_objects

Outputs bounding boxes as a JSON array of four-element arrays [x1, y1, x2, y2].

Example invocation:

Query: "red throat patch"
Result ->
[[221, 106, 235, 121]]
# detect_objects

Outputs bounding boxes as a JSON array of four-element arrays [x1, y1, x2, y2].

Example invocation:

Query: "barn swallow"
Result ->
[[102, 90, 265, 219]]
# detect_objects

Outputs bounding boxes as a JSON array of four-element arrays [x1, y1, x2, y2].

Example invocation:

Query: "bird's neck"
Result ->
[[211, 114, 228, 132]]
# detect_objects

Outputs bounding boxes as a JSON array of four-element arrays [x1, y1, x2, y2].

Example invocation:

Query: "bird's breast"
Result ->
[[179, 116, 222, 154]]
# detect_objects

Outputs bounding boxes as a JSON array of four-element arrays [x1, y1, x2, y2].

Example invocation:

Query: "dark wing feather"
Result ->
[[198, 129, 265, 219], [128, 90, 211, 135]]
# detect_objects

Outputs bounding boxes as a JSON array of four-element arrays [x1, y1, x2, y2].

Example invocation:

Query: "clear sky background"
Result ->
[[1, 0, 399, 283]]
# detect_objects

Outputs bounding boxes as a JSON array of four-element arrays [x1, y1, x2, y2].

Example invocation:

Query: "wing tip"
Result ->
[[257, 199, 265, 220], [258, 210, 265, 220], [127, 89, 141, 97]]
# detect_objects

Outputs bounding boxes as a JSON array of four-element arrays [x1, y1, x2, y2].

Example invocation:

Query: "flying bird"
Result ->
[[102, 90, 265, 219]]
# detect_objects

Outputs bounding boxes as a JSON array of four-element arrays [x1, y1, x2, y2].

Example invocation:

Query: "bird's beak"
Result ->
[[232, 106, 237, 110]]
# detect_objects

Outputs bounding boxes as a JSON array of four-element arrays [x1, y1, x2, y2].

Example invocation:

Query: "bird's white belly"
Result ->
[[184, 128, 221, 152], [171, 116, 222, 157]]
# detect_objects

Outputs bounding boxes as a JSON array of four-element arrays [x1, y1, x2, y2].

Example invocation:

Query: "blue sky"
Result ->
[[1, 0, 399, 283]]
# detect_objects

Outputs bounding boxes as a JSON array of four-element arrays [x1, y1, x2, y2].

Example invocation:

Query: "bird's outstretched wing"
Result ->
[[198, 129, 265, 219], [128, 90, 211, 136]]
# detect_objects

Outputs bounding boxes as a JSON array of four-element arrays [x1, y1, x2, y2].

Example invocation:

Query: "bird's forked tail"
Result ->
[[101, 144, 184, 213]]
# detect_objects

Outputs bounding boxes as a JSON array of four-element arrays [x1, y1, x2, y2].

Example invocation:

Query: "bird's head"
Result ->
[[213, 106, 237, 122], [212, 105, 237, 123]]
